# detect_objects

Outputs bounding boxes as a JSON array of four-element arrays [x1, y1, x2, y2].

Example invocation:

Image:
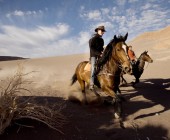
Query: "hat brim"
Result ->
[[95, 28, 106, 32]]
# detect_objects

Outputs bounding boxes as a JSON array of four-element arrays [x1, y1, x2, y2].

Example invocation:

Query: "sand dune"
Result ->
[[128, 25, 170, 61]]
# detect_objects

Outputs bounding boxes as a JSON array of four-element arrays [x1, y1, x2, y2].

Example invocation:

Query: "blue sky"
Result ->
[[0, 0, 170, 58]]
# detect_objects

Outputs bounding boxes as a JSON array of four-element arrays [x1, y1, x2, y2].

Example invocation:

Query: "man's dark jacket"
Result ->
[[89, 34, 104, 58]]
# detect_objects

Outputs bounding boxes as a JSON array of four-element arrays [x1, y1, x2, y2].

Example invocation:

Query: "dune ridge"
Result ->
[[128, 25, 170, 53]]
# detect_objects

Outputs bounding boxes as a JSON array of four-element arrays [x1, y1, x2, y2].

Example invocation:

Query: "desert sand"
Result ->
[[0, 25, 170, 140]]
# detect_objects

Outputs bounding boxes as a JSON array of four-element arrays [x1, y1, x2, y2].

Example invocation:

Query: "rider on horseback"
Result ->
[[89, 25, 106, 90], [127, 45, 137, 66]]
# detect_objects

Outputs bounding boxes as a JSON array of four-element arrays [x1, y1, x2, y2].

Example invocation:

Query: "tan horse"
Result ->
[[121, 50, 153, 86], [71, 33, 131, 118]]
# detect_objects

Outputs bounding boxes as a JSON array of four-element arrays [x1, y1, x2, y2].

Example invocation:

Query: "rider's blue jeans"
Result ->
[[90, 57, 96, 86]]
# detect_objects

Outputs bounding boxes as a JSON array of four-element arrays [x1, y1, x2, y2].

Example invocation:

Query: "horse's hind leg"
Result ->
[[78, 79, 88, 104]]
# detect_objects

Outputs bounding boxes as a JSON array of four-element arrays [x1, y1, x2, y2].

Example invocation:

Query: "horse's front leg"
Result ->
[[102, 86, 122, 118], [132, 77, 140, 87], [93, 89, 101, 98], [120, 75, 128, 85], [135, 78, 140, 83], [114, 87, 127, 102]]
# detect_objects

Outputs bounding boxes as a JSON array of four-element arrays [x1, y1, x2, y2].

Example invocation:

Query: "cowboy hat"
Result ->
[[95, 25, 106, 32]]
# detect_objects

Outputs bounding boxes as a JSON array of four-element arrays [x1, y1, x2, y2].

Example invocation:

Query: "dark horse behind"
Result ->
[[121, 50, 153, 86], [71, 33, 131, 118]]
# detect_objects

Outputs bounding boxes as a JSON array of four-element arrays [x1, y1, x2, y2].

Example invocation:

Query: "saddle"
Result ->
[[84, 62, 100, 88]]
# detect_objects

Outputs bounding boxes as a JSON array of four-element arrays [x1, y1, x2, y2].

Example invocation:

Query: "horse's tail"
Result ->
[[71, 73, 77, 86]]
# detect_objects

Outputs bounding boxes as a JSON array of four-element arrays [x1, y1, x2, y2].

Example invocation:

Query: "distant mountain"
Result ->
[[0, 56, 27, 61], [128, 25, 170, 51]]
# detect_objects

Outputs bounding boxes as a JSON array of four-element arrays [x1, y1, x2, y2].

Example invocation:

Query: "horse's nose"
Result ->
[[150, 59, 153, 63]]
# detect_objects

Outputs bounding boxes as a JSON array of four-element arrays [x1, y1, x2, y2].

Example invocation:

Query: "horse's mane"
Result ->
[[96, 35, 125, 69], [97, 39, 115, 68], [138, 51, 147, 60]]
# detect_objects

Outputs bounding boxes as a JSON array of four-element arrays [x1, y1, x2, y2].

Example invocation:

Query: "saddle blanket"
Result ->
[[84, 62, 91, 71]]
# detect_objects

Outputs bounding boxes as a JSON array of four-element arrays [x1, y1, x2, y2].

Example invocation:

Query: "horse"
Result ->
[[71, 33, 131, 118], [121, 51, 153, 86]]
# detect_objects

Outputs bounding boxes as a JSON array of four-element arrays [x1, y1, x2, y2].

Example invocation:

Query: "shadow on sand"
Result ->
[[121, 78, 170, 120], [0, 92, 169, 140]]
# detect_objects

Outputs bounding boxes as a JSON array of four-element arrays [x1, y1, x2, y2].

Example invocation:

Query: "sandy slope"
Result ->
[[128, 25, 170, 62], [0, 26, 170, 140]]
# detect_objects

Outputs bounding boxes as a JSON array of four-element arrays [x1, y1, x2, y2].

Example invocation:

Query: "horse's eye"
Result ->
[[117, 49, 120, 51]]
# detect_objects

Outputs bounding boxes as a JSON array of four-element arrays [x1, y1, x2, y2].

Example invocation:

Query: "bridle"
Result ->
[[98, 41, 128, 76], [115, 41, 130, 70]]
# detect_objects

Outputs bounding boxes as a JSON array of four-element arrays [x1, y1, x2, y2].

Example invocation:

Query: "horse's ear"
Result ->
[[114, 35, 117, 40], [124, 32, 128, 41]]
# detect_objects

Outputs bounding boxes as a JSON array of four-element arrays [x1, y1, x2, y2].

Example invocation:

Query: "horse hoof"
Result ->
[[114, 112, 120, 119]]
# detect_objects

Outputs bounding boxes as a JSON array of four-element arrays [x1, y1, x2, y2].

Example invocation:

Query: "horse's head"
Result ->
[[140, 51, 153, 63], [112, 33, 131, 73], [97, 33, 131, 74]]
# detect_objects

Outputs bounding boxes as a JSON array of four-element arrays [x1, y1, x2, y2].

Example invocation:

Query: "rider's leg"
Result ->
[[89, 57, 96, 90]]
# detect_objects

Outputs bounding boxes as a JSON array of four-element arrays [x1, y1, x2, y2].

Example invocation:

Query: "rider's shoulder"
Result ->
[[90, 34, 100, 41]]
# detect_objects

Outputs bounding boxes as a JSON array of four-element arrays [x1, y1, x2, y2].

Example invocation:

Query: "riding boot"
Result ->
[[89, 57, 96, 90]]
